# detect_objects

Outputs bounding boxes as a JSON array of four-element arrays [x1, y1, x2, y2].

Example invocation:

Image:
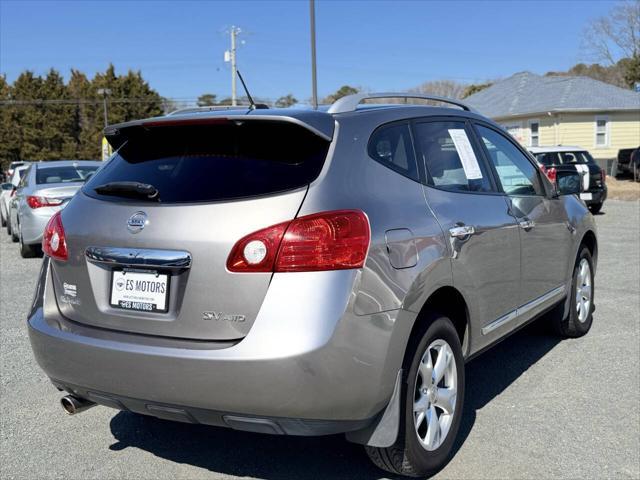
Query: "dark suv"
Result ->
[[530, 146, 607, 214]]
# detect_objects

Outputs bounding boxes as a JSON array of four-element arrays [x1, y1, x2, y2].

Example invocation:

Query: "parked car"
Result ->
[[616, 147, 639, 177], [529, 146, 607, 214], [9, 160, 101, 257], [5, 160, 27, 179], [1, 163, 30, 229], [28, 93, 597, 478]]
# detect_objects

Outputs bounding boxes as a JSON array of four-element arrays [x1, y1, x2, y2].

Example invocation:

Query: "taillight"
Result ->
[[546, 167, 557, 184], [227, 210, 370, 273], [601, 170, 606, 183], [42, 211, 68, 261], [27, 196, 64, 209], [226, 221, 289, 272]]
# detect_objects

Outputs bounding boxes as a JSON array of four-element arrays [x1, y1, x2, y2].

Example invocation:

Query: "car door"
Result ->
[[473, 123, 572, 311], [412, 118, 521, 349], [10, 166, 30, 231]]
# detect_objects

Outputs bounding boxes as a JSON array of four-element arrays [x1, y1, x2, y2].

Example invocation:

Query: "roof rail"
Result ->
[[327, 92, 475, 114], [167, 105, 268, 116]]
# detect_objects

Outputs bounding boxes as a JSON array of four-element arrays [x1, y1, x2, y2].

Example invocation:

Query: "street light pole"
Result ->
[[97, 88, 112, 127], [310, 0, 318, 109]]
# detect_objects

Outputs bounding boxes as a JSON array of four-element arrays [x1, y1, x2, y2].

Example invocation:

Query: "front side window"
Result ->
[[476, 124, 543, 196], [368, 123, 419, 181], [414, 121, 493, 192], [595, 117, 608, 147]]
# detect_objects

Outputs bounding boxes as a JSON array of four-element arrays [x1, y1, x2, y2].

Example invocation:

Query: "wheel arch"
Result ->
[[580, 230, 598, 267], [405, 286, 470, 364]]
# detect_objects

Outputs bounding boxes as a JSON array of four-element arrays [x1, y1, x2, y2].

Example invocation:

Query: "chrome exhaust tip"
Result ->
[[60, 395, 96, 415]]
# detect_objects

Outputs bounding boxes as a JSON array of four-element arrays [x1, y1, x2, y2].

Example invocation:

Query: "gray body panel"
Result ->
[[28, 101, 597, 440]]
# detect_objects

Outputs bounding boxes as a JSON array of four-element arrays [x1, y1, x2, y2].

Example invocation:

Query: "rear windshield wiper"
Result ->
[[94, 181, 160, 201]]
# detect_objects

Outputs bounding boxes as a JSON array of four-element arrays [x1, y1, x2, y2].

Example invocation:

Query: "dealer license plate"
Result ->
[[110, 270, 169, 312]]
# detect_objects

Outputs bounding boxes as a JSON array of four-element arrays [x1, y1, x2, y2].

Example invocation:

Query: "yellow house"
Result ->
[[465, 72, 640, 168]]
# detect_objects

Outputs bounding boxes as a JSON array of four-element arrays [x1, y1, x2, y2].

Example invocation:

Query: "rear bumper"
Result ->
[[28, 259, 411, 434], [583, 186, 607, 206]]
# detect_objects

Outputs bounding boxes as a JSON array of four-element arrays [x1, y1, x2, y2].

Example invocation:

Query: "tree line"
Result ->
[[0, 65, 164, 168]]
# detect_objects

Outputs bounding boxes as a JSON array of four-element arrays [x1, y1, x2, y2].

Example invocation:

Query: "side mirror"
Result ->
[[555, 171, 582, 196], [1, 183, 14, 191]]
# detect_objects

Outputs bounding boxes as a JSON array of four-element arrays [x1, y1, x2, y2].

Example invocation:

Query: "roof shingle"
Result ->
[[465, 71, 640, 118]]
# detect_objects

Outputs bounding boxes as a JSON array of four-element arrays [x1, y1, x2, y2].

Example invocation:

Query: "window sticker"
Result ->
[[448, 129, 483, 180]]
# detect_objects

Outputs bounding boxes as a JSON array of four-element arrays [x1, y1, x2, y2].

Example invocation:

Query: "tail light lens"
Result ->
[[42, 211, 68, 261], [227, 210, 370, 273], [601, 169, 606, 183], [27, 196, 64, 209]]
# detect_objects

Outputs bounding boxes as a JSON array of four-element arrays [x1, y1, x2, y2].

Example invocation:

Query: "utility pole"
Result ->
[[230, 26, 239, 106], [309, 0, 318, 109], [97, 88, 111, 127]]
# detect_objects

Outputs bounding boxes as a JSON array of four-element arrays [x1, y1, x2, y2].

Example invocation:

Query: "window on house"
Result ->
[[530, 121, 539, 147], [595, 117, 609, 147]]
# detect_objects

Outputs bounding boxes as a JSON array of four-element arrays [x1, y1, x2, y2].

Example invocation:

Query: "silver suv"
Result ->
[[28, 93, 597, 477]]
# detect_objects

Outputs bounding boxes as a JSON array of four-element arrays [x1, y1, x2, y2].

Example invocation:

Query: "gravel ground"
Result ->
[[1, 200, 639, 480]]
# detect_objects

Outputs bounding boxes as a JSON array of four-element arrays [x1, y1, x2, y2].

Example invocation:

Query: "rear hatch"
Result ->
[[50, 115, 333, 340]]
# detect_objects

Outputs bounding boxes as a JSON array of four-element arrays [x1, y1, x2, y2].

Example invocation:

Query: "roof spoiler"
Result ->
[[104, 113, 334, 150]]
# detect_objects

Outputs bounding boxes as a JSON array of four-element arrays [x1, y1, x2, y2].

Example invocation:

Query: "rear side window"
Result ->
[[84, 121, 330, 203], [413, 121, 493, 192], [36, 165, 99, 184], [559, 151, 595, 165], [368, 123, 419, 181]]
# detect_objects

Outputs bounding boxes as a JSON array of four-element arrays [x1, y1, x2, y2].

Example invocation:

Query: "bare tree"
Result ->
[[583, 0, 640, 64], [409, 80, 468, 100]]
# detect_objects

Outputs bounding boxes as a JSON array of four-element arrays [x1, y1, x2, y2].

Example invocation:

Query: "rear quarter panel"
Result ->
[[299, 115, 453, 390]]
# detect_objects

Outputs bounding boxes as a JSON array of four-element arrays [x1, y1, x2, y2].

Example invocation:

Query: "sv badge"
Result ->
[[203, 311, 246, 323]]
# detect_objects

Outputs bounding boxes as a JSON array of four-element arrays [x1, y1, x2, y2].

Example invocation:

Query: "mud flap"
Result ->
[[345, 369, 402, 448]]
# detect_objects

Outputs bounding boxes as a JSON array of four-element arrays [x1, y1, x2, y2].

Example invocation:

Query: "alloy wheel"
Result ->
[[576, 258, 592, 323], [413, 339, 457, 451]]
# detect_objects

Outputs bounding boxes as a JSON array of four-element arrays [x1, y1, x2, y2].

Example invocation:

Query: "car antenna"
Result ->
[[236, 70, 268, 110]]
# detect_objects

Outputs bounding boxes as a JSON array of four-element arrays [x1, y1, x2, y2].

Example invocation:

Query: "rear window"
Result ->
[[36, 165, 99, 184], [83, 120, 330, 203]]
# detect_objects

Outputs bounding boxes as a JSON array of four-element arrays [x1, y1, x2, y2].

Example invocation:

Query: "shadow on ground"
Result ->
[[109, 319, 561, 480]]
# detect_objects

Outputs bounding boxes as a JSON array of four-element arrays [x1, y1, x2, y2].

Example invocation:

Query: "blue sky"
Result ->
[[0, 0, 616, 103]]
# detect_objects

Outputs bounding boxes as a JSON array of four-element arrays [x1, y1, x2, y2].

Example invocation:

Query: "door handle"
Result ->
[[449, 225, 475, 238], [519, 219, 535, 230]]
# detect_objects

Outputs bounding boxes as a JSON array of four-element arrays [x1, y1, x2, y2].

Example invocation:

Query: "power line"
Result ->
[[0, 98, 193, 106]]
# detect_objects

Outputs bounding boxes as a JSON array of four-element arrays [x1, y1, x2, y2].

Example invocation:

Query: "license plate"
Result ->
[[110, 270, 169, 312], [580, 192, 593, 201]]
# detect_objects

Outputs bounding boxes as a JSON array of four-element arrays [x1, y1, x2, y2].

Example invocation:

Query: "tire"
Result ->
[[10, 223, 18, 242], [588, 202, 603, 214], [552, 247, 594, 338], [6, 217, 11, 236], [365, 315, 465, 477], [1, 209, 5, 227], [19, 232, 37, 258]]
